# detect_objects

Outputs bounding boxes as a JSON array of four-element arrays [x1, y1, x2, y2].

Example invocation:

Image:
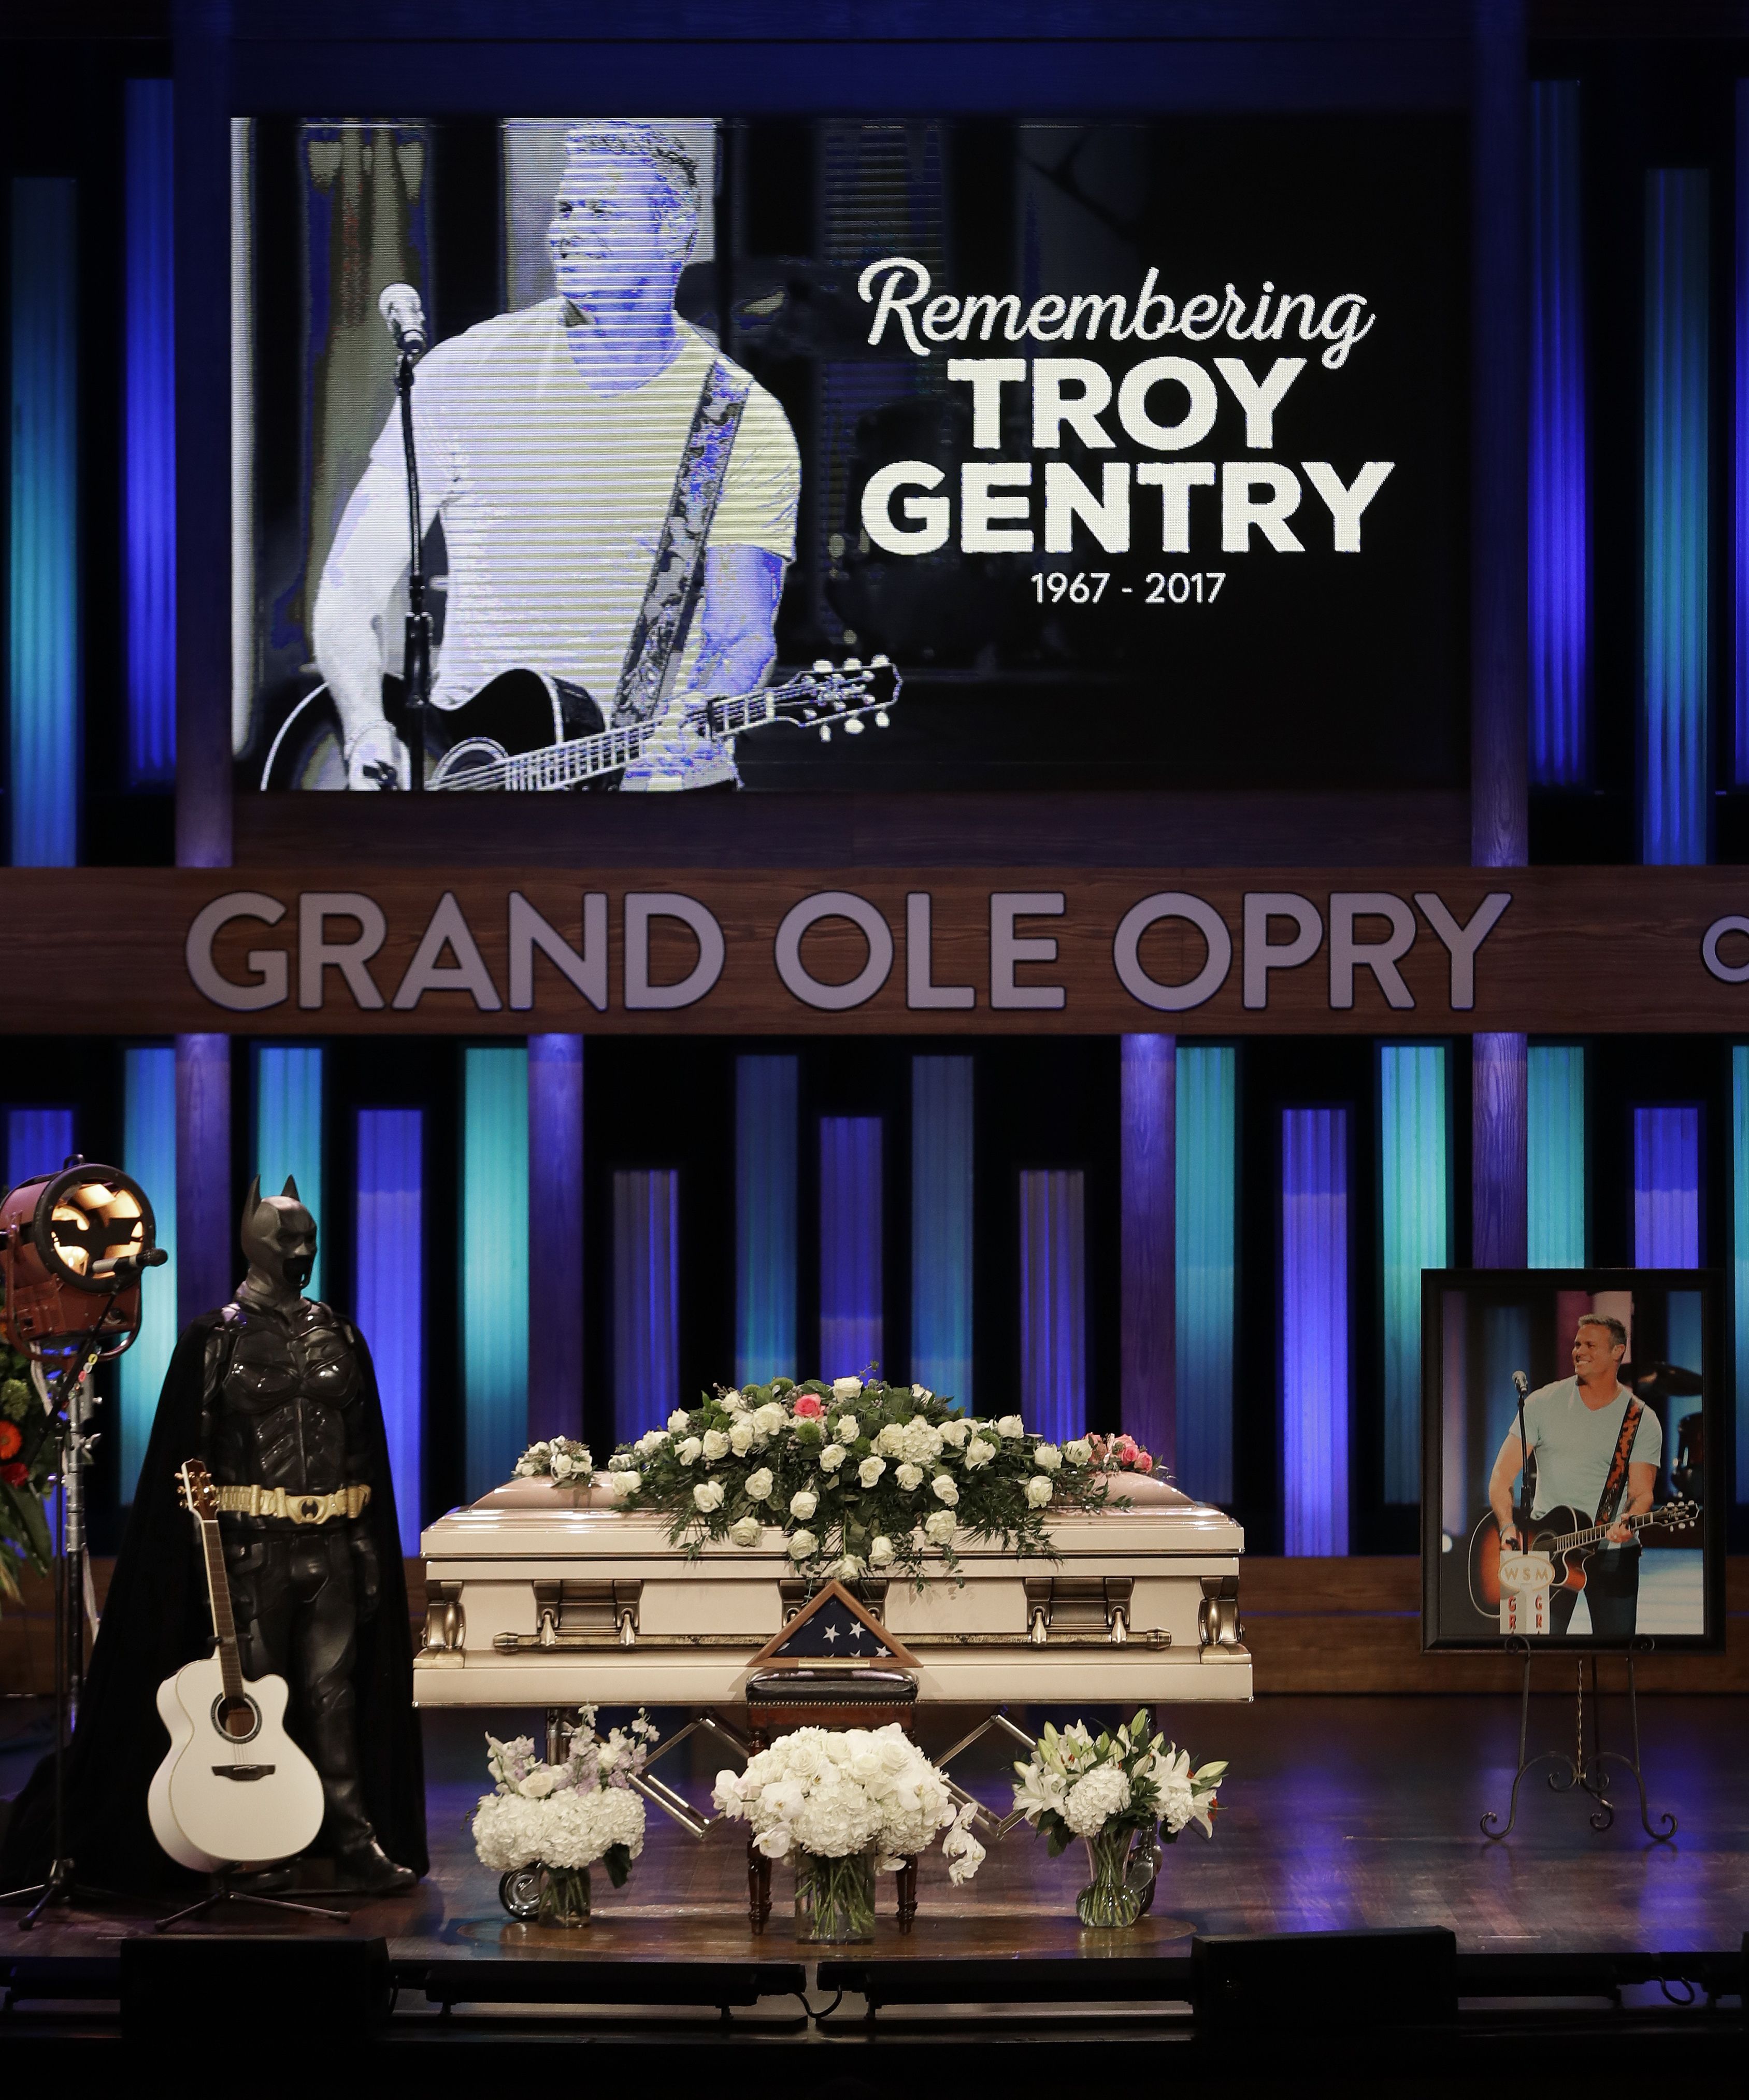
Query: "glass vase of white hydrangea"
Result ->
[[1011, 1710, 1226, 1931], [472, 1707, 657, 1928], [794, 1845, 879, 1942], [712, 1722, 984, 1944]]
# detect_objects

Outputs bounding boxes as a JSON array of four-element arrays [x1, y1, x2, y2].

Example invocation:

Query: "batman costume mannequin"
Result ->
[[0, 1180, 426, 1897]]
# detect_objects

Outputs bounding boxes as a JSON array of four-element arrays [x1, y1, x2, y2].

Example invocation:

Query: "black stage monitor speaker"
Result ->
[[1193, 1927, 1457, 2032], [120, 1935, 391, 2045]]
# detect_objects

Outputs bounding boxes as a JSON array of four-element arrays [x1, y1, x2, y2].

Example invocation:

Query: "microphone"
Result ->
[[378, 282, 428, 359], [90, 1246, 169, 1282], [1512, 1370, 1529, 1397]]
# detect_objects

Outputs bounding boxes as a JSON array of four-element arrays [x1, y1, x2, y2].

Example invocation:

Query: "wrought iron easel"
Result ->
[[1481, 1638, 1675, 1843]]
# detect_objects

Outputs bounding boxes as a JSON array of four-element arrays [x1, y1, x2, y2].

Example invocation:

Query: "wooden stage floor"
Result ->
[[4, 1688, 1746, 1960]]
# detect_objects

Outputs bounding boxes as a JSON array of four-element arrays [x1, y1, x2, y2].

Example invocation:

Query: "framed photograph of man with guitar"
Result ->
[[1420, 1271, 1725, 1653]]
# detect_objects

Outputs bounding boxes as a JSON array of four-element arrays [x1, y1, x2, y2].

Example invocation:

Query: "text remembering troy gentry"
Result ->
[[855, 257, 1394, 564], [183, 884, 1513, 1023]]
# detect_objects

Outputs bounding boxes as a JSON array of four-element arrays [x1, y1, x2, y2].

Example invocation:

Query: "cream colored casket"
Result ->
[[417, 1472, 1250, 1707]]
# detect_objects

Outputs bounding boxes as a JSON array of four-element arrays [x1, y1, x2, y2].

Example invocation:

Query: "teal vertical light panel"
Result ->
[[911, 1055, 973, 1409], [9, 177, 79, 868], [735, 1055, 797, 1387], [1734, 1049, 1749, 1501], [1379, 1044, 1449, 1504], [120, 1048, 178, 1503], [251, 1044, 324, 1301], [1642, 168, 1711, 865], [1175, 1045, 1235, 1504], [1527, 1044, 1587, 1266], [464, 1045, 529, 1499]]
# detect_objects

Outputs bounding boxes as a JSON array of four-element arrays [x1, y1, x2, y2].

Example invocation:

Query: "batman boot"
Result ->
[[333, 1835, 418, 1895]]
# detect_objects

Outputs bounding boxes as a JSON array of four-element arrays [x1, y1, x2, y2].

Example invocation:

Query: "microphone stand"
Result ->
[[2, 1327, 130, 1928], [395, 344, 430, 793]]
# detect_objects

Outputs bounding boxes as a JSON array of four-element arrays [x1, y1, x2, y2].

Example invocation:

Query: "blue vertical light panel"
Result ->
[[1528, 1045, 1587, 1266], [1643, 169, 1711, 863], [1019, 1168, 1086, 1443], [120, 1050, 178, 1503], [735, 1056, 797, 1387], [9, 178, 79, 868], [463, 1046, 529, 1499], [356, 1109, 423, 1553], [1177, 1045, 1236, 1504], [819, 1116, 882, 1380], [1120, 1037, 1174, 1465], [1633, 1105, 1702, 1268], [612, 1168, 679, 1443], [252, 1045, 324, 1299], [1379, 1047, 1448, 1505], [126, 79, 176, 786], [1281, 1108, 1350, 1556], [6, 1107, 75, 1193], [1736, 1049, 1749, 1499], [1530, 80, 1589, 786], [911, 1057, 973, 1408]]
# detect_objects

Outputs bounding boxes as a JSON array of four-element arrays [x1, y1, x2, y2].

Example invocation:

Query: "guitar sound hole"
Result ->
[[212, 1693, 261, 1744]]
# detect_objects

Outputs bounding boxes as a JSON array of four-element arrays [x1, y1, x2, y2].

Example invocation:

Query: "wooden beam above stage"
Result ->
[[6, 863, 1749, 1035]]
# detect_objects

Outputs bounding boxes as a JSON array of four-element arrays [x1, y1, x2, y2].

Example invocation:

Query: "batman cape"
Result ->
[[0, 1310, 427, 1894]]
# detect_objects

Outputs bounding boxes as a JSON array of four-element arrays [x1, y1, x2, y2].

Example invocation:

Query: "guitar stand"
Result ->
[[155, 1866, 348, 1933], [1481, 1642, 1676, 1844]]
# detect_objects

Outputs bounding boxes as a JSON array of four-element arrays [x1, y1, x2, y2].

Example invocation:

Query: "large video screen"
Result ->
[[235, 115, 1467, 796], [1421, 1272, 1723, 1652]]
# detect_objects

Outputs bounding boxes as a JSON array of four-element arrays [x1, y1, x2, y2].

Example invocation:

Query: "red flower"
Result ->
[[0, 1420, 20, 1461], [792, 1393, 826, 1420], [1134, 1452, 1154, 1474], [0, 1460, 26, 1487]]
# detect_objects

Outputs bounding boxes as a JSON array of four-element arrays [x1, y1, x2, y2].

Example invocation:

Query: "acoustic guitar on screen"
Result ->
[[259, 657, 900, 790], [146, 1458, 325, 1873], [1466, 1498, 1699, 1615]]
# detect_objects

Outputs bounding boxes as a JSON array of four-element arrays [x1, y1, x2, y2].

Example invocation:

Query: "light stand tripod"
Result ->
[[1, 1332, 126, 1927]]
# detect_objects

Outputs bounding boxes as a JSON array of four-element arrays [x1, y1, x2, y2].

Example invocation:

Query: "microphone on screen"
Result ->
[[378, 283, 428, 360]]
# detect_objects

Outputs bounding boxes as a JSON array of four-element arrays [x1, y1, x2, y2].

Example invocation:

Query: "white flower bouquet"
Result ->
[[472, 1707, 655, 1926], [712, 1723, 984, 1941], [608, 1373, 1142, 1586], [1012, 1710, 1226, 1930], [512, 1435, 594, 1482]]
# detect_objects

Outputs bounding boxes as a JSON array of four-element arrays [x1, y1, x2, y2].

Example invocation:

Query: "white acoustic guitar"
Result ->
[[147, 1458, 326, 1872]]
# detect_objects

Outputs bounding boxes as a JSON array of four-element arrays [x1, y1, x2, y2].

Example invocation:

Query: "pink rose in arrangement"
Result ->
[[792, 1393, 826, 1420], [1090, 1432, 1155, 1475]]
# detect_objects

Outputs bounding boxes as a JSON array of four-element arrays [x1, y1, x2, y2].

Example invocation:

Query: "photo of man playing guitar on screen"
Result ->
[[309, 122, 809, 793], [1484, 1313, 1660, 1640]]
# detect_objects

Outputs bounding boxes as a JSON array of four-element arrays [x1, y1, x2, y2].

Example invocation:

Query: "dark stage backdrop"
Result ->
[[238, 113, 1468, 797]]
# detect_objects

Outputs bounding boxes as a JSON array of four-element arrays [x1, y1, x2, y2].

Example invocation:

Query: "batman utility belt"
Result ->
[[213, 1484, 371, 1524]]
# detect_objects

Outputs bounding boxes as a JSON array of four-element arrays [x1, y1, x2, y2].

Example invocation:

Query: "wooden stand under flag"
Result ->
[[744, 1581, 922, 1934]]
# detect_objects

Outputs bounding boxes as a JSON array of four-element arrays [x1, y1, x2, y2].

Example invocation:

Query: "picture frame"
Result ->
[[1420, 1269, 1726, 1653]]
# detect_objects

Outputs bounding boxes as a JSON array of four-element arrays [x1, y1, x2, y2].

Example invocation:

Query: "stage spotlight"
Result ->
[[0, 1157, 167, 1363]]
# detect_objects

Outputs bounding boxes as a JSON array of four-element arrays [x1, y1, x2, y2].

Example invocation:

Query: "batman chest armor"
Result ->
[[212, 1302, 363, 1494]]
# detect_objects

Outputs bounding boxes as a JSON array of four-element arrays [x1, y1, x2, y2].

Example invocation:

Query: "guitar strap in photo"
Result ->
[[610, 354, 753, 727], [1594, 1396, 1645, 1532]]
